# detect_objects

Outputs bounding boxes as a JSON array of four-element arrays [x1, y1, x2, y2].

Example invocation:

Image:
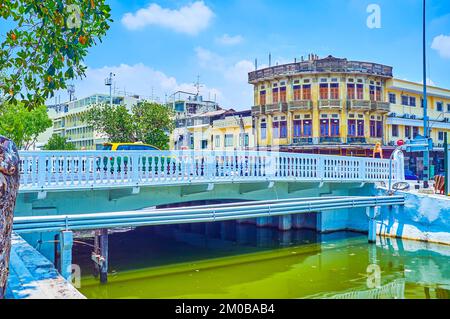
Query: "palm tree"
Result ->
[[0, 136, 19, 299]]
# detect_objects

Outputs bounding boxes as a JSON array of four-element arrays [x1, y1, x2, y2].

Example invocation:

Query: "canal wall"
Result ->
[[377, 190, 450, 245], [5, 233, 85, 299]]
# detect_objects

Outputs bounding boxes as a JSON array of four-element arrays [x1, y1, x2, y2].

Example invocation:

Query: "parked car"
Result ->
[[101, 142, 160, 152], [98, 143, 160, 173], [404, 169, 418, 181]]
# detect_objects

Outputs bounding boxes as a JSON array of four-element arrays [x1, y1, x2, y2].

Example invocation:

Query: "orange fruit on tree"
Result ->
[[78, 35, 87, 45], [10, 33, 17, 41]]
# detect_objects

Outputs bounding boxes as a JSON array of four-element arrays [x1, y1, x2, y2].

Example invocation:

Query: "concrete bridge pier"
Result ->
[[256, 217, 270, 227], [278, 231, 292, 247], [292, 213, 317, 230], [278, 215, 292, 231], [236, 223, 251, 246], [92, 229, 109, 284], [220, 221, 235, 241], [256, 228, 272, 248], [59, 230, 73, 281], [269, 216, 278, 228], [367, 206, 381, 243], [99, 229, 109, 284]]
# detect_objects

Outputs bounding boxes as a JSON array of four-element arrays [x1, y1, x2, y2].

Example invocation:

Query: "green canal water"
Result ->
[[73, 222, 450, 299]]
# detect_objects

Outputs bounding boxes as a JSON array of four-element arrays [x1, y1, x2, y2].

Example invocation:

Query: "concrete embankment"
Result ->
[[6, 233, 84, 299], [377, 190, 450, 245]]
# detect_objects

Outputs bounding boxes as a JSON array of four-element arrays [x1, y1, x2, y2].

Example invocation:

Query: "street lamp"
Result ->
[[422, 0, 430, 188]]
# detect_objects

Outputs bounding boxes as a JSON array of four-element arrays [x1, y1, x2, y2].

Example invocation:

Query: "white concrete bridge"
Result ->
[[18, 150, 405, 193], [13, 150, 406, 283]]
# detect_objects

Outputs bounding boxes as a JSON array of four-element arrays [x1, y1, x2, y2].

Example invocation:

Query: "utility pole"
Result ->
[[422, 0, 430, 188]]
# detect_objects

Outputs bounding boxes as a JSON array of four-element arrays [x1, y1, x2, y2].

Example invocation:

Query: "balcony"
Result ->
[[347, 137, 367, 144], [319, 99, 342, 111], [265, 102, 288, 114], [320, 137, 342, 144], [371, 101, 390, 113], [292, 137, 313, 145], [288, 100, 313, 111], [347, 100, 371, 111], [251, 105, 265, 115]]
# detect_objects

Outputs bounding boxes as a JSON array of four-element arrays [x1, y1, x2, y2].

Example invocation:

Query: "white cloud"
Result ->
[[431, 34, 450, 59], [195, 47, 225, 70], [55, 63, 222, 104], [121, 1, 214, 35], [215, 34, 244, 46], [194, 47, 255, 108], [195, 47, 254, 83], [224, 60, 255, 83]]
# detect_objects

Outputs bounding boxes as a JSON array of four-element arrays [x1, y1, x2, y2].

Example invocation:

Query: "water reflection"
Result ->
[[73, 221, 450, 299]]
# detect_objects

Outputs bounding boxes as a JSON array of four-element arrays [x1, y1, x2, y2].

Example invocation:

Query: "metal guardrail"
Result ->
[[13, 196, 405, 233], [17, 150, 405, 192]]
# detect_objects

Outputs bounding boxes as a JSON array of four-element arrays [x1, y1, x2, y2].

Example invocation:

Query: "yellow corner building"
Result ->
[[248, 55, 450, 177]]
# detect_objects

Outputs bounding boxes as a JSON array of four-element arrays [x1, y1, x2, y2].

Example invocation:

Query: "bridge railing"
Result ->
[[17, 150, 404, 191]]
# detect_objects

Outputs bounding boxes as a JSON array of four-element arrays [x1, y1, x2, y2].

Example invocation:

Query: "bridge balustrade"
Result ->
[[17, 150, 404, 192]]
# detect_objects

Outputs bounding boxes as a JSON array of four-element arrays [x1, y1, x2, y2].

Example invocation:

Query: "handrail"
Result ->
[[13, 196, 404, 233], [17, 150, 405, 192]]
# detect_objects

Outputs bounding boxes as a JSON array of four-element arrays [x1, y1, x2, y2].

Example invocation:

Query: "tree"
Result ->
[[0, 0, 112, 298], [0, 137, 19, 299], [43, 134, 76, 150], [132, 102, 175, 150], [0, 0, 112, 109], [83, 102, 175, 150], [83, 103, 135, 144], [0, 103, 52, 150]]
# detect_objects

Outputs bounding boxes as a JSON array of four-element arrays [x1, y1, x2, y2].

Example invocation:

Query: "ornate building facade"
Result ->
[[248, 55, 450, 175]]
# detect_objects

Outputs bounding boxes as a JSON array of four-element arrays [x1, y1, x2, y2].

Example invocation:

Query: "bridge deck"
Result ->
[[18, 150, 405, 192]]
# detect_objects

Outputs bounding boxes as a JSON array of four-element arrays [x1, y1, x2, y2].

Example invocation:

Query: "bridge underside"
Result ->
[[16, 181, 382, 263], [16, 181, 376, 217]]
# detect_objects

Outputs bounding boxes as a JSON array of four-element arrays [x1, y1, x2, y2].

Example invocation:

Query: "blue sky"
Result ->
[[55, 0, 450, 109]]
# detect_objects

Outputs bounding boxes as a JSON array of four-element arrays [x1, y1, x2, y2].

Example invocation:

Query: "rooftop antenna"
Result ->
[[67, 84, 75, 102], [104, 72, 115, 107], [255, 58, 258, 70], [194, 75, 203, 97], [269, 53, 272, 67]]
